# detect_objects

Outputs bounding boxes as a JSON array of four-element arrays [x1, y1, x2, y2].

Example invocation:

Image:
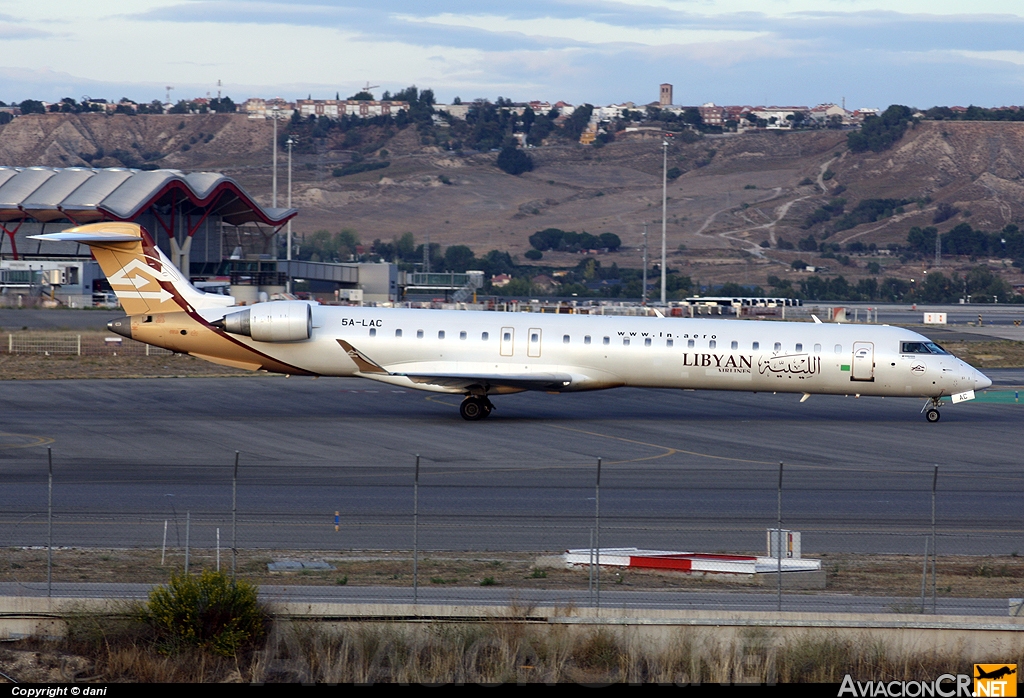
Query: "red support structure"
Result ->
[[0, 220, 24, 260]]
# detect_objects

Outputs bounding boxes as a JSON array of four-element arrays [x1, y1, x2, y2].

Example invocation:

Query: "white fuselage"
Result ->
[[201, 305, 991, 399]]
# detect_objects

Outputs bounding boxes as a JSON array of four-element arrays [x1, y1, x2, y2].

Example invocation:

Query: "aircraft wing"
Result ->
[[337, 339, 573, 391], [397, 372, 573, 391]]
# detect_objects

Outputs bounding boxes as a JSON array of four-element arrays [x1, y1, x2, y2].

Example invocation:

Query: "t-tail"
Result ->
[[29, 222, 235, 317]]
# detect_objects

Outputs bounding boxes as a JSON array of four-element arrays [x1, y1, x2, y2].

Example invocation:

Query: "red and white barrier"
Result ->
[[563, 548, 821, 575]]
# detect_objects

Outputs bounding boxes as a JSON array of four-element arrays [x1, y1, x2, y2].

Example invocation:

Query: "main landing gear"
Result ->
[[922, 397, 942, 423], [460, 395, 494, 421]]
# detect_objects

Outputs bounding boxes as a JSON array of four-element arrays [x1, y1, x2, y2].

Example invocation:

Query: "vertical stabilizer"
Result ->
[[30, 222, 234, 314]]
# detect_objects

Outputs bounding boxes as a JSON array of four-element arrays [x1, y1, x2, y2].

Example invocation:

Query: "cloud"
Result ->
[[3, 0, 1023, 108]]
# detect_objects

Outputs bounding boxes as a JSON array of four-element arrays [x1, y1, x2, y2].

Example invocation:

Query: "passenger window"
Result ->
[[709, 340, 716, 349], [531, 332, 539, 343], [563, 335, 570, 344], [603, 337, 610, 345], [417, 330, 424, 339], [395, 329, 402, 338], [834, 344, 842, 354], [796, 343, 803, 352], [814, 343, 821, 353], [438, 330, 445, 339], [666, 339, 673, 347], [644, 338, 651, 347], [752, 342, 759, 350], [369, 328, 376, 337], [482, 332, 489, 341], [623, 338, 630, 346], [503, 332, 511, 341], [687, 339, 695, 348], [774, 342, 781, 352], [584, 336, 591, 345], [731, 341, 738, 350], [460, 331, 467, 340]]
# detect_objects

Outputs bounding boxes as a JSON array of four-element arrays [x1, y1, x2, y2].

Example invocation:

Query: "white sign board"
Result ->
[[923, 312, 947, 324], [951, 390, 976, 404]]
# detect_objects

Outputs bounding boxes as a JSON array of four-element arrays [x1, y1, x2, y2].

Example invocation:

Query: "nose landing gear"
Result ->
[[922, 397, 942, 423], [460, 395, 495, 421]]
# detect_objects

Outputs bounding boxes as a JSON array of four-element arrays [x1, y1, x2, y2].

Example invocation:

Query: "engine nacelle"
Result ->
[[215, 302, 312, 342]]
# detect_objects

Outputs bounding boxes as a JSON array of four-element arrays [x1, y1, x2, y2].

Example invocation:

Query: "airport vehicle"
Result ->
[[33, 223, 992, 422]]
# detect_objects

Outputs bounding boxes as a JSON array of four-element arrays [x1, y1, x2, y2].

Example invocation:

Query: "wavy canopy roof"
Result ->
[[0, 167, 295, 226]]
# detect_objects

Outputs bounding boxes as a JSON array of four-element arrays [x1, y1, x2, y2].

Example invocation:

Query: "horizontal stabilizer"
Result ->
[[29, 232, 142, 244]]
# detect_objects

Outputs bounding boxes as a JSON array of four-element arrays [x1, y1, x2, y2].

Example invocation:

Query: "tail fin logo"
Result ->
[[107, 256, 178, 304]]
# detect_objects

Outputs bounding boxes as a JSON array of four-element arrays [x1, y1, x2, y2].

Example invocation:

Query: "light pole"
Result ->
[[642, 222, 648, 306], [286, 135, 296, 293], [661, 139, 668, 305], [272, 105, 279, 208]]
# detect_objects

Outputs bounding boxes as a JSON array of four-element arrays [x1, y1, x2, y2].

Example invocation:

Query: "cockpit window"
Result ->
[[901, 341, 950, 355]]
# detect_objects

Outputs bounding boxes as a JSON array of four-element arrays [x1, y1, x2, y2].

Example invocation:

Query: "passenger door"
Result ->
[[851, 341, 875, 382]]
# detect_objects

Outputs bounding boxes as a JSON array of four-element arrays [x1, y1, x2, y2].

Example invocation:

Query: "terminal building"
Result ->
[[0, 167, 399, 306]]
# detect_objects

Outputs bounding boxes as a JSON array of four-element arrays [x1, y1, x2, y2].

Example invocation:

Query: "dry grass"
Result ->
[[5, 609, 1024, 683], [943, 340, 1024, 370], [5, 547, 1024, 598], [0, 352, 253, 380]]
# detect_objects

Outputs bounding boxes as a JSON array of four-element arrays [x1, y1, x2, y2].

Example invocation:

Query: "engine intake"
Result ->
[[213, 302, 312, 342]]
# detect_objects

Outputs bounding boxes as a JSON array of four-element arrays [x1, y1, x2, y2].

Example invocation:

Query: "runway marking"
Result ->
[[425, 396, 1024, 479], [549, 425, 776, 466], [0, 433, 55, 450]]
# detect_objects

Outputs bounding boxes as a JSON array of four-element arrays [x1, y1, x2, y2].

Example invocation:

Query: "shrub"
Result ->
[[144, 571, 267, 656], [524, 249, 542, 260], [332, 161, 389, 177], [496, 146, 534, 175]]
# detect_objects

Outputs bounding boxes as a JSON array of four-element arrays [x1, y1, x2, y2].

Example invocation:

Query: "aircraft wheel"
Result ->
[[925, 408, 941, 423], [482, 404, 492, 418], [460, 397, 485, 421]]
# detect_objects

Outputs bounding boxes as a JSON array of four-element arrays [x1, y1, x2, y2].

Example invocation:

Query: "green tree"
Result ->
[[18, 99, 45, 114], [847, 105, 914, 153], [443, 244, 476, 272], [496, 146, 534, 175]]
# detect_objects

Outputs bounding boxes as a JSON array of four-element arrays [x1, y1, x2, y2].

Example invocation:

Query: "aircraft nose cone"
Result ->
[[974, 369, 992, 391]]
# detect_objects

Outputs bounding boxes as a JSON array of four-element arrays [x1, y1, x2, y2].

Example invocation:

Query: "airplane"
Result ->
[[975, 666, 1016, 681], [32, 222, 992, 422]]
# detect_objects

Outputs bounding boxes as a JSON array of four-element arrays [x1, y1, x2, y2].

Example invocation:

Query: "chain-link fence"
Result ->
[[2, 448, 1022, 616], [3, 332, 172, 356]]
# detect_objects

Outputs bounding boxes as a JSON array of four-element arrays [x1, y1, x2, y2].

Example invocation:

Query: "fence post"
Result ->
[[413, 454, 420, 605], [232, 451, 238, 582], [777, 461, 783, 613], [185, 511, 191, 575], [920, 536, 929, 613], [931, 465, 938, 614], [76, 334, 81, 356], [595, 457, 601, 611], [47, 447, 53, 598]]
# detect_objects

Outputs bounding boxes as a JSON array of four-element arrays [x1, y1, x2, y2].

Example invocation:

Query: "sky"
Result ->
[[1, 0, 1023, 109]]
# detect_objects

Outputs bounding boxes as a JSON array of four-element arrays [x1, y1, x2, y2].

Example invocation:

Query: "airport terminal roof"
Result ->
[[0, 167, 295, 227]]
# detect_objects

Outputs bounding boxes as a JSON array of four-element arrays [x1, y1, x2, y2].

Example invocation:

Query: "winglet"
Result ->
[[337, 339, 388, 374], [812, 315, 823, 324]]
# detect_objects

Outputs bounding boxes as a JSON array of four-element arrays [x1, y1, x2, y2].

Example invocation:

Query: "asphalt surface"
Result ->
[[1, 374, 1022, 557], [0, 582, 1010, 616]]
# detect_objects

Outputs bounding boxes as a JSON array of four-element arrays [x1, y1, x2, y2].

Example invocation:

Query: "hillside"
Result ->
[[1, 114, 1022, 295]]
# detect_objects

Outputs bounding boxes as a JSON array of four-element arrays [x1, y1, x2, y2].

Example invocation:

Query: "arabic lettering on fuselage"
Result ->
[[758, 353, 821, 377]]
